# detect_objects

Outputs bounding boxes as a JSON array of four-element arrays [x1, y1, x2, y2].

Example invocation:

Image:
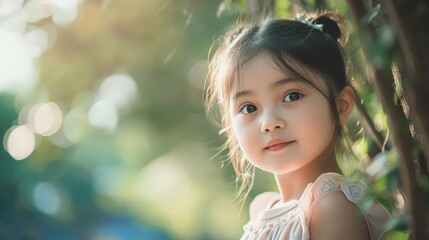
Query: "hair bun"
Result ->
[[313, 15, 341, 41]]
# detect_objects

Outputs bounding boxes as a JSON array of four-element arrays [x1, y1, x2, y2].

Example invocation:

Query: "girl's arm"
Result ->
[[309, 191, 370, 240]]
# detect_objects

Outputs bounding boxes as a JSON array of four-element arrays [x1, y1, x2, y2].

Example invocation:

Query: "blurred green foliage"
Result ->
[[1, 1, 246, 239]]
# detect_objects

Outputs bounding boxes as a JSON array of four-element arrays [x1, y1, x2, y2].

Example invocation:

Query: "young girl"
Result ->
[[205, 12, 391, 240]]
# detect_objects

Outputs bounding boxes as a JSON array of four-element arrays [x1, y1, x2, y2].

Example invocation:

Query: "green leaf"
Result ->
[[237, 0, 246, 7], [362, 4, 381, 25], [274, 0, 291, 17], [384, 230, 411, 240]]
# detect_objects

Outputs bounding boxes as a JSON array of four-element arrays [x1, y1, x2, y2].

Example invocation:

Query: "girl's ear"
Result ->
[[337, 86, 355, 126]]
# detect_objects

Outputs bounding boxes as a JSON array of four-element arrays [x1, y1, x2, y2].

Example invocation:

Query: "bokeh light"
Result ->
[[22, 0, 55, 23], [22, 0, 82, 25], [187, 60, 208, 90], [0, 0, 24, 17], [88, 100, 118, 132], [0, 28, 37, 92], [27, 102, 63, 136], [62, 108, 90, 143], [25, 28, 50, 56], [135, 153, 204, 238], [51, 4, 79, 26], [4, 125, 36, 160], [137, 154, 187, 200], [33, 182, 61, 215], [96, 74, 138, 109], [93, 165, 123, 196]]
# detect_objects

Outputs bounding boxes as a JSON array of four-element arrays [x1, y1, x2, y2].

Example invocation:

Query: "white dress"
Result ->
[[240, 172, 391, 240]]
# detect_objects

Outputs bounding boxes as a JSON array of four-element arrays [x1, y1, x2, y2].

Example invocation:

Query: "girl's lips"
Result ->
[[264, 140, 294, 151]]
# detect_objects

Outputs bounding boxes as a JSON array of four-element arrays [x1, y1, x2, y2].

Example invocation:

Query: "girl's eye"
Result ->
[[239, 104, 257, 114], [283, 92, 303, 102]]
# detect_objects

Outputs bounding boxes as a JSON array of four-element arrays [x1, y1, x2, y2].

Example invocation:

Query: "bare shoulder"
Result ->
[[249, 192, 279, 220], [309, 191, 370, 240]]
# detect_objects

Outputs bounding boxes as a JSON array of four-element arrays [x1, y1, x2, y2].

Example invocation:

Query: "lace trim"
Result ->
[[241, 173, 391, 240], [304, 173, 391, 240]]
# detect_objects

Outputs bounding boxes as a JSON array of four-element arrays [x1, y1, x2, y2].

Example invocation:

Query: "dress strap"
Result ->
[[311, 172, 344, 199]]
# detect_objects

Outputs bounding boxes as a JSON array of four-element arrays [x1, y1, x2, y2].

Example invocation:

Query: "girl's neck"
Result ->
[[274, 148, 341, 203]]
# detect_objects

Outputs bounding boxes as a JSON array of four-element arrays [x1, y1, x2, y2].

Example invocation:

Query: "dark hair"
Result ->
[[205, 11, 351, 203]]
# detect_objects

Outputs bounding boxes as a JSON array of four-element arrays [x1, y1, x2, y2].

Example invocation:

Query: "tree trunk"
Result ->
[[380, 0, 429, 174], [346, 1, 429, 239]]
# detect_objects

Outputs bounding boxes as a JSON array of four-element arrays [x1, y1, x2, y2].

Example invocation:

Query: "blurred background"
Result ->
[[0, 0, 398, 239], [0, 1, 258, 239]]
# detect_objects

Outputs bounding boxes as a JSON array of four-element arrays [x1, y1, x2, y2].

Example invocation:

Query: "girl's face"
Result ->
[[229, 52, 336, 174]]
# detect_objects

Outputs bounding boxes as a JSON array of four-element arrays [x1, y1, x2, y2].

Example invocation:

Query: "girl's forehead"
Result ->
[[241, 52, 283, 75], [233, 52, 285, 86], [230, 52, 329, 92]]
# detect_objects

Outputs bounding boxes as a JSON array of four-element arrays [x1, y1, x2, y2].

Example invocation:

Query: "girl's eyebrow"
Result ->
[[271, 77, 298, 88], [231, 77, 297, 101], [232, 90, 252, 101]]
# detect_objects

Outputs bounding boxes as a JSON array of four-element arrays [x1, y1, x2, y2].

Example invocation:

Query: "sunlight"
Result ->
[[51, 4, 78, 25], [22, 0, 55, 23], [88, 100, 118, 132], [22, 0, 82, 25], [25, 28, 50, 56], [0, 29, 37, 93], [4, 125, 36, 160], [28, 102, 63, 136], [96, 74, 138, 109], [0, 0, 24, 16], [48, 0, 81, 11]]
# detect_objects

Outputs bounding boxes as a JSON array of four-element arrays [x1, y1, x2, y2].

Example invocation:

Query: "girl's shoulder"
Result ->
[[302, 172, 391, 240], [308, 190, 372, 240]]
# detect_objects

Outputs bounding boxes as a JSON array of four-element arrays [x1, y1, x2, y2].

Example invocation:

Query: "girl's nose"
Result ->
[[260, 109, 286, 133]]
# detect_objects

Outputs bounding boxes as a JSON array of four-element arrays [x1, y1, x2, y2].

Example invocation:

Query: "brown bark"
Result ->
[[346, 1, 429, 239], [380, 0, 429, 175]]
